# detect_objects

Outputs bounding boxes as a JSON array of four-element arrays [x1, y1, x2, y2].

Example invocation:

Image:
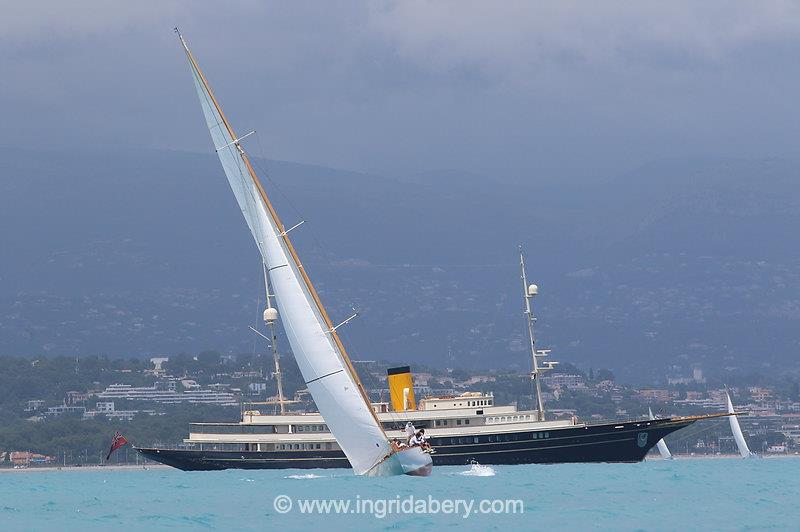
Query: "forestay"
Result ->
[[178, 34, 390, 475]]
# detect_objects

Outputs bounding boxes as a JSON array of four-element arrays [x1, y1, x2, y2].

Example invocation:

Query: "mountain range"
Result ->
[[1, 147, 798, 382]]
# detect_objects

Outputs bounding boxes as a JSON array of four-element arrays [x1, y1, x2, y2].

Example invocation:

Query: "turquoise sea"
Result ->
[[0, 458, 797, 531]]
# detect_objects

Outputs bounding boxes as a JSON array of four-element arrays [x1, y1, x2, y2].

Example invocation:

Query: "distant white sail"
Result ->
[[726, 391, 755, 458], [176, 32, 424, 475], [649, 408, 673, 460]]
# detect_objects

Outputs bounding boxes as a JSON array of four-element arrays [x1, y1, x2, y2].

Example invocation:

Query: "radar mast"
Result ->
[[519, 246, 557, 420], [262, 262, 286, 415]]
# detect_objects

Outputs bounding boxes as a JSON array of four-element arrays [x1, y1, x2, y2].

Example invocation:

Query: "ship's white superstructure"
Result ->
[[182, 392, 576, 453]]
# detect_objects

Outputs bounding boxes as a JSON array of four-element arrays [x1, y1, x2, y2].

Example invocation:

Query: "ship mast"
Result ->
[[262, 262, 286, 414], [519, 246, 555, 421], [175, 29, 384, 433]]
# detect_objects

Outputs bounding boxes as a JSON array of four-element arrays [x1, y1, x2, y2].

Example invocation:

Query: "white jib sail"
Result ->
[[648, 408, 673, 460], [179, 35, 390, 475], [726, 392, 753, 458]]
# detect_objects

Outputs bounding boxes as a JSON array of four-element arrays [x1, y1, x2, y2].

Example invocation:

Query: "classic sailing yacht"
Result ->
[[174, 30, 431, 477], [726, 391, 755, 458]]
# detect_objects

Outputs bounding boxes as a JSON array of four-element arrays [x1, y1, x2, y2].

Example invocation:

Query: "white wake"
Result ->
[[459, 463, 496, 477], [285, 473, 324, 479]]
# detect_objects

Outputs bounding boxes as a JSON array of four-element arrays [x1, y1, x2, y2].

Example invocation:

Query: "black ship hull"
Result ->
[[136, 416, 698, 471]]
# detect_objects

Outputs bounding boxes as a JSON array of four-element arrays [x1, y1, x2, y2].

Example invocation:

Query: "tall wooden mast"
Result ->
[[176, 30, 384, 432]]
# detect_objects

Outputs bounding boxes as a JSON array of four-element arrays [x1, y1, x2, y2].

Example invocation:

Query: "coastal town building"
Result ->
[[97, 384, 237, 406]]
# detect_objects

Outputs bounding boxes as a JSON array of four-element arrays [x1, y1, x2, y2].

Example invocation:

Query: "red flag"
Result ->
[[106, 431, 129, 460]]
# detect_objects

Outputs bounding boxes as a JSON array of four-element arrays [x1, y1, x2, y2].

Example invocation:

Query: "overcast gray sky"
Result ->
[[3, 1, 800, 182]]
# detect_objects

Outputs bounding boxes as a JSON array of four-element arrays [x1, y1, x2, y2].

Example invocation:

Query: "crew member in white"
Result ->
[[405, 421, 416, 444]]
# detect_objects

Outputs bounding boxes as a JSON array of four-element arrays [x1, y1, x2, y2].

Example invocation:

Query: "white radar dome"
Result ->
[[528, 284, 539, 296], [263, 307, 278, 323]]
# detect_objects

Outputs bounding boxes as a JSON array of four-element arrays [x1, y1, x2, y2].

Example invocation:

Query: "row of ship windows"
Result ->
[[433, 432, 550, 445], [432, 400, 493, 408], [486, 415, 536, 423], [198, 443, 336, 452], [200, 416, 533, 436], [433, 419, 471, 427], [295, 425, 328, 433], [196, 425, 277, 434], [276, 443, 332, 451], [193, 425, 330, 434], [200, 433, 552, 451]]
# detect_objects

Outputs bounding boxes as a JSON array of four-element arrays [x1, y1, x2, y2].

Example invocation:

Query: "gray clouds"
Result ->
[[372, 1, 800, 73], [2, 1, 800, 181]]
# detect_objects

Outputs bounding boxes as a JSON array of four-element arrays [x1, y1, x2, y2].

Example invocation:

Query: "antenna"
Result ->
[[519, 245, 555, 421], [259, 261, 285, 414]]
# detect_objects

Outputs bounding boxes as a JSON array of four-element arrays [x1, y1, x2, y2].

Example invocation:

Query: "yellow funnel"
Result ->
[[387, 366, 416, 411]]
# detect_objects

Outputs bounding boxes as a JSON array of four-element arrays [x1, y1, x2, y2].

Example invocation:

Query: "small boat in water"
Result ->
[[648, 407, 673, 460], [726, 391, 756, 458]]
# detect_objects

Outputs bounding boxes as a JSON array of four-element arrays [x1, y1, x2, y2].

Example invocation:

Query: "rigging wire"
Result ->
[[251, 290, 261, 360], [251, 133, 309, 225], [243, 289, 262, 415], [250, 132, 372, 354], [188, 53, 288, 416], [251, 132, 413, 433], [336, 326, 407, 432], [250, 131, 520, 430], [249, 132, 349, 287], [663, 416, 728, 448]]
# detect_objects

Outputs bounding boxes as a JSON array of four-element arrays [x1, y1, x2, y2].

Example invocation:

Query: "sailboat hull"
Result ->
[[655, 439, 674, 460], [366, 447, 433, 477], [649, 408, 673, 459], [726, 393, 756, 458], [135, 417, 699, 471]]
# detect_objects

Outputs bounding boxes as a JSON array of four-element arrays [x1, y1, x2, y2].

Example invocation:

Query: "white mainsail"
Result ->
[[648, 408, 673, 460], [726, 391, 755, 458], [176, 32, 403, 475]]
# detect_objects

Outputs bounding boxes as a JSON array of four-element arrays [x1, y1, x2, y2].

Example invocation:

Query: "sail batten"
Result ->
[[178, 33, 391, 475]]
